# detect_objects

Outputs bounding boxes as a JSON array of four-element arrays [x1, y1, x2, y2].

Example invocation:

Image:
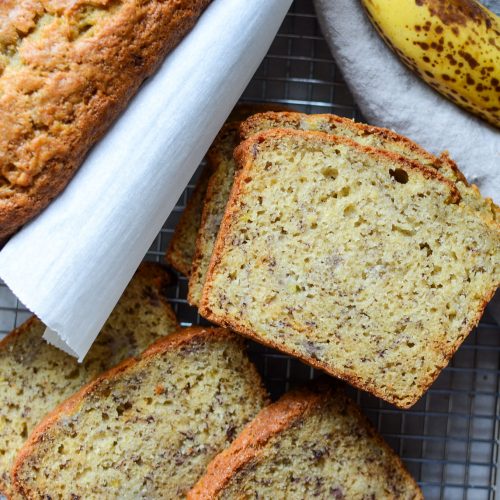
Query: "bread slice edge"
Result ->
[[10, 326, 256, 498], [199, 129, 488, 409], [188, 385, 423, 499]]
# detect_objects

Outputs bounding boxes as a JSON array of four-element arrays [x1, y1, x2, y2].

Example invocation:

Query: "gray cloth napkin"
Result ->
[[313, 0, 499, 203]]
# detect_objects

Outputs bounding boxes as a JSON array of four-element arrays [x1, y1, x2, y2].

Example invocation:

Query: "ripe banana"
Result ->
[[361, 0, 500, 128]]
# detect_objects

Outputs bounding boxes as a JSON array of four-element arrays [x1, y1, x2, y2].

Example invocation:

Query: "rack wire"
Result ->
[[0, 1, 498, 498]]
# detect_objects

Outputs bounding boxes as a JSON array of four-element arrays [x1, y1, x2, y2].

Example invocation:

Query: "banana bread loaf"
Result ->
[[0, 0, 211, 238]]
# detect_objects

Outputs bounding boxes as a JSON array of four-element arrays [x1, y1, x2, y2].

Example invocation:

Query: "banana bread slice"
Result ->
[[166, 167, 212, 276], [0, 262, 177, 497], [200, 129, 500, 408], [241, 112, 498, 224], [0, 0, 212, 239], [188, 121, 242, 305], [189, 384, 422, 499], [188, 112, 497, 307], [12, 327, 268, 499], [168, 104, 291, 278]]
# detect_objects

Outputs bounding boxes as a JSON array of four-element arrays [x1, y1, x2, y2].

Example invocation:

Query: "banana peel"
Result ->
[[361, 0, 500, 128]]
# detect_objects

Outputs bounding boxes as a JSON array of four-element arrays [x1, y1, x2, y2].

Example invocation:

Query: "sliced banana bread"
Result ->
[[166, 167, 212, 276], [169, 103, 289, 277], [188, 122, 242, 305], [189, 385, 422, 499], [188, 111, 497, 307], [169, 104, 291, 280], [200, 130, 500, 408], [241, 112, 498, 224], [0, 262, 177, 497], [12, 327, 268, 499]]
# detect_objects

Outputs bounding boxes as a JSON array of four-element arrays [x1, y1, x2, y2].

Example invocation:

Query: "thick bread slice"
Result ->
[[0, 0, 212, 239], [166, 167, 212, 276], [188, 122, 242, 305], [188, 112, 498, 307], [189, 385, 422, 499], [0, 262, 177, 497], [166, 104, 290, 277], [200, 130, 499, 408], [240, 112, 461, 182], [12, 327, 268, 499], [241, 112, 498, 225]]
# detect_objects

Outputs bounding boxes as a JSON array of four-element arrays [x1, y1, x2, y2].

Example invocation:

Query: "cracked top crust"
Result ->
[[0, 0, 211, 238]]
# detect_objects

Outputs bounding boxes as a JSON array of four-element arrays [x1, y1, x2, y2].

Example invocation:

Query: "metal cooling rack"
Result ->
[[0, 1, 498, 498]]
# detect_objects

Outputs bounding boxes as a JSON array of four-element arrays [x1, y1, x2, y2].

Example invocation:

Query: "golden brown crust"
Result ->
[[0, 0, 211, 239], [240, 112, 437, 158], [236, 129, 461, 212], [437, 151, 468, 185], [198, 129, 494, 409], [188, 388, 323, 499], [199, 299, 496, 409], [239, 111, 465, 183], [189, 385, 423, 499], [10, 326, 246, 497], [0, 316, 39, 353], [240, 112, 500, 228]]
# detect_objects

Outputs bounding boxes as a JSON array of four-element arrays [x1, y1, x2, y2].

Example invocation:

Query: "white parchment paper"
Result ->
[[0, 0, 293, 360]]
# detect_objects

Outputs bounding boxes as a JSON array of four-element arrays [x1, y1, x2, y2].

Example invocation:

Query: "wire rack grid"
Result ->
[[0, 1, 498, 499]]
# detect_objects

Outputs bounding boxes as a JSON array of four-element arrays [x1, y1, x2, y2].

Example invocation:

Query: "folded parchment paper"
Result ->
[[0, 0, 293, 360]]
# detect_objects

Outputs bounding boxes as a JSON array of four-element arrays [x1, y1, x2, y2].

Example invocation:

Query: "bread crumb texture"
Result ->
[[0, 262, 177, 497], [12, 327, 268, 499], [189, 111, 497, 306], [201, 130, 500, 408], [189, 386, 422, 499], [0, 0, 211, 238], [240, 112, 498, 224]]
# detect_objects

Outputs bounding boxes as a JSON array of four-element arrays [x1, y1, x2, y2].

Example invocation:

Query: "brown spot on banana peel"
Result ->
[[415, 0, 492, 28], [458, 49, 479, 68]]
